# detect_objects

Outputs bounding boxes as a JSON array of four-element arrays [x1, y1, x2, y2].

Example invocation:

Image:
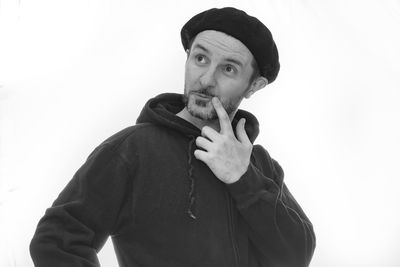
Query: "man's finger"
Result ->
[[236, 118, 251, 145], [201, 126, 220, 142], [196, 136, 213, 151], [212, 97, 233, 134], [194, 149, 209, 163]]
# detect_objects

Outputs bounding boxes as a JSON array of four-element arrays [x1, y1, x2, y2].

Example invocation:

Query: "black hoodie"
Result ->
[[30, 93, 316, 267]]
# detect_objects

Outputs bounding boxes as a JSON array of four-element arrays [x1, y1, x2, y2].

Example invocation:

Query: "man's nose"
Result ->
[[199, 66, 217, 88]]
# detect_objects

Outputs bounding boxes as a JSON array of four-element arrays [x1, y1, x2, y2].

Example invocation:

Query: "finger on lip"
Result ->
[[212, 97, 221, 106]]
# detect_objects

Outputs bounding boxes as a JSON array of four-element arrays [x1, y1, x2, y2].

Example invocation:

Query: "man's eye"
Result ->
[[196, 55, 206, 64], [225, 65, 236, 73]]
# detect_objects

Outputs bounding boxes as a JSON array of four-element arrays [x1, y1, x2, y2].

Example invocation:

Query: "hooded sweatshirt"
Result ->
[[30, 93, 316, 267]]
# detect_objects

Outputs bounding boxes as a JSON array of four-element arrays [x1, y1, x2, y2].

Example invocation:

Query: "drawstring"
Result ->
[[187, 136, 197, 219]]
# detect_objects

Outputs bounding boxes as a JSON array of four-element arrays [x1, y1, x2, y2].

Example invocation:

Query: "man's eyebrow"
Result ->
[[192, 44, 209, 53], [224, 58, 243, 67]]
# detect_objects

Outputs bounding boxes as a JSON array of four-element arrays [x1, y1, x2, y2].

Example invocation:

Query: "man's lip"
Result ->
[[192, 92, 213, 99]]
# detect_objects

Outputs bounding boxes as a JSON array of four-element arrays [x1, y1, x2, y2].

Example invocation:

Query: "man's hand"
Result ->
[[194, 97, 253, 184]]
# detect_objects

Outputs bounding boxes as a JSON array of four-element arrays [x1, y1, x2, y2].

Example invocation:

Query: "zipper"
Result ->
[[226, 191, 240, 267]]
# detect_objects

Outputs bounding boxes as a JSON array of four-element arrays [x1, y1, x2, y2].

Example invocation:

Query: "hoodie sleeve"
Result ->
[[227, 145, 316, 267], [30, 143, 132, 267]]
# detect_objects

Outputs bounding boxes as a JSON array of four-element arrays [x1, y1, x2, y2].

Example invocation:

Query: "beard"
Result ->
[[182, 86, 243, 121]]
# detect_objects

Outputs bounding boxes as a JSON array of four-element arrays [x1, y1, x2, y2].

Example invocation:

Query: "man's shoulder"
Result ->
[[85, 123, 162, 159], [101, 123, 163, 148]]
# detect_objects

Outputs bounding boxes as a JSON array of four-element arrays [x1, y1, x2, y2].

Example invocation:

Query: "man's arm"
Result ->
[[227, 149, 316, 266], [194, 97, 315, 266], [30, 144, 132, 267]]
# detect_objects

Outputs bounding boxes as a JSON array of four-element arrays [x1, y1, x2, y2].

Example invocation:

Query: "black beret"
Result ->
[[181, 7, 280, 83]]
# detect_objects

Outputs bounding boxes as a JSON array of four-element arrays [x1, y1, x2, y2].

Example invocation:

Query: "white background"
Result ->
[[1, 0, 400, 266]]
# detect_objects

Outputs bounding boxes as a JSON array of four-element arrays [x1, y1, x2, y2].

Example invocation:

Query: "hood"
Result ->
[[136, 93, 260, 143]]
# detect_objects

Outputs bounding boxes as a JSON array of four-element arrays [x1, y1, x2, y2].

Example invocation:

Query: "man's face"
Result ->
[[183, 30, 256, 120]]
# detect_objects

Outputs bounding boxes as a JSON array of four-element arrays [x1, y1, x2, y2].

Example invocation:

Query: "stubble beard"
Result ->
[[182, 86, 242, 121]]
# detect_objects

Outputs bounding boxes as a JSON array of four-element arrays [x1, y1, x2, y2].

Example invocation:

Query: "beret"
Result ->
[[181, 7, 280, 83]]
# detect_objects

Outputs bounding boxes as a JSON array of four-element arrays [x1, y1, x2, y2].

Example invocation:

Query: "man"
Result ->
[[30, 7, 316, 267]]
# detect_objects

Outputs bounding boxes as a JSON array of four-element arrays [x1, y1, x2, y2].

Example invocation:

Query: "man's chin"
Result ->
[[187, 102, 217, 121]]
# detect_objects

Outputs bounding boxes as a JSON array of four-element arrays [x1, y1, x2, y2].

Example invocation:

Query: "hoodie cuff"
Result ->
[[226, 163, 279, 209]]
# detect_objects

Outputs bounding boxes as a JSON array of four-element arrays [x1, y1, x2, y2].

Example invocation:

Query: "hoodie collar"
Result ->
[[136, 93, 260, 143]]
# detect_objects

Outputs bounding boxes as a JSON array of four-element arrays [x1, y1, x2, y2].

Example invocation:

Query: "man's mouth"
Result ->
[[191, 91, 214, 100]]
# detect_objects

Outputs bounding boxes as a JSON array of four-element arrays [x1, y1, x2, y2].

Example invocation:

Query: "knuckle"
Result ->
[[226, 134, 235, 141], [195, 137, 201, 145], [243, 141, 251, 148], [221, 135, 230, 143], [202, 153, 211, 162], [201, 126, 208, 135], [220, 113, 229, 121], [194, 150, 204, 159]]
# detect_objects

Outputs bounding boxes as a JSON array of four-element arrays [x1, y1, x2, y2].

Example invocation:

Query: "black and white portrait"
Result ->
[[0, 1, 399, 266]]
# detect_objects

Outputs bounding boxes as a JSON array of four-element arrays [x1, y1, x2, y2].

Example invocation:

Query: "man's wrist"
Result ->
[[224, 164, 249, 184]]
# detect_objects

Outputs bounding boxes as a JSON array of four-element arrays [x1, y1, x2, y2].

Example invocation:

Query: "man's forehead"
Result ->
[[191, 30, 254, 63]]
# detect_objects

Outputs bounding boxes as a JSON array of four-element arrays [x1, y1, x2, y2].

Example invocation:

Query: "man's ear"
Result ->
[[244, 77, 268, 99], [186, 49, 190, 59]]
